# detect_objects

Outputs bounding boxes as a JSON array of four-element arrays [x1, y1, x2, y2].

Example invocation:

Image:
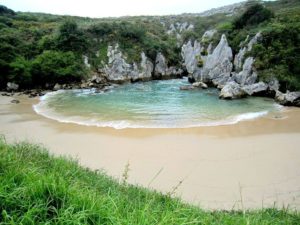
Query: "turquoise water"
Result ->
[[34, 78, 281, 129]]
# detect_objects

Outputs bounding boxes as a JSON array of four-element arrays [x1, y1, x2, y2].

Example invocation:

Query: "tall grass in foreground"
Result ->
[[0, 138, 299, 224]]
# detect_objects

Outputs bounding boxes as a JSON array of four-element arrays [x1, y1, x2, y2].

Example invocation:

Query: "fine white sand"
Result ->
[[1, 94, 300, 210]]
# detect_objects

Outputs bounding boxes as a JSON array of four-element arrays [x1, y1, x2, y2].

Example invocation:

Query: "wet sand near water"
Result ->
[[1, 94, 300, 210]]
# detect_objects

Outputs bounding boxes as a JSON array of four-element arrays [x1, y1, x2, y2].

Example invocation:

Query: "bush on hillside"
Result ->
[[31, 51, 85, 85], [250, 22, 300, 91], [233, 3, 274, 29], [57, 20, 88, 53]]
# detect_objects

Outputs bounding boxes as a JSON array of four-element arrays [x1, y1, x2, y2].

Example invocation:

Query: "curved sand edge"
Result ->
[[1, 94, 300, 210]]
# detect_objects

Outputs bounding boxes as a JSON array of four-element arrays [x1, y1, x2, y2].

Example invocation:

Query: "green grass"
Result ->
[[0, 137, 299, 224]]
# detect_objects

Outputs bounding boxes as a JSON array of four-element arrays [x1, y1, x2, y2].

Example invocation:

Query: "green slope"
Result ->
[[0, 138, 299, 224]]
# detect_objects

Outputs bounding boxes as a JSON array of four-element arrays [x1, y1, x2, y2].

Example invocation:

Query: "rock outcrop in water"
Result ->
[[275, 91, 300, 106], [219, 81, 246, 99], [180, 31, 295, 104]]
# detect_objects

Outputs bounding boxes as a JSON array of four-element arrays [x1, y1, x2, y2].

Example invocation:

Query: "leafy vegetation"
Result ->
[[233, 3, 274, 30], [224, 0, 300, 90], [0, 0, 299, 91], [0, 138, 299, 224]]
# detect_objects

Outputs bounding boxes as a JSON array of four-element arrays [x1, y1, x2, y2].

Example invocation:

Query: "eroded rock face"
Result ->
[[234, 32, 262, 72], [181, 40, 201, 74], [104, 45, 154, 83], [154, 52, 167, 78], [202, 34, 233, 84], [233, 57, 257, 86], [268, 77, 280, 92], [104, 44, 132, 83], [139, 52, 153, 81], [219, 81, 246, 99]]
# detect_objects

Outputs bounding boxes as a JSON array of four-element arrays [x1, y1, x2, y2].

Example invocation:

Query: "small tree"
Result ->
[[31, 50, 85, 85], [57, 20, 88, 53]]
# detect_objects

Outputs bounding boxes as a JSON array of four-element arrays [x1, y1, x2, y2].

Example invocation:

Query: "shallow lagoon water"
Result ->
[[34, 78, 281, 129]]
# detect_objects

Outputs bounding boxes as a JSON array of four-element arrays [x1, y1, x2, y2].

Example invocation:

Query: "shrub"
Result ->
[[8, 56, 32, 87], [57, 20, 88, 53], [233, 3, 274, 29], [250, 22, 300, 91], [31, 51, 85, 85]]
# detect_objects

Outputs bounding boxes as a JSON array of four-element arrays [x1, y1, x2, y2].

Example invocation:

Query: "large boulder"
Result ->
[[202, 34, 233, 84], [7, 82, 19, 91], [219, 81, 246, 99], [181, 40, 201, 74], [53, 83, 62, 91], [275, 91, 300, 107], [242, 82, 268, 96], [192, 81, 208, 89]]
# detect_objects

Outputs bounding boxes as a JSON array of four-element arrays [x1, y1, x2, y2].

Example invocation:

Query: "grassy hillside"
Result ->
[[0, 0, 299, 91], [0, 137, 299, 224]]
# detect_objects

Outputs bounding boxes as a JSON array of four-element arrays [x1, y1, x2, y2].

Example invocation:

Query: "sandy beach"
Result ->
[[1, 93, 300, 210]]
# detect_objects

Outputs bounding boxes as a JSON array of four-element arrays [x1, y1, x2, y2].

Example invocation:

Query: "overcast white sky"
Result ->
[[1, 0, 248, 18]]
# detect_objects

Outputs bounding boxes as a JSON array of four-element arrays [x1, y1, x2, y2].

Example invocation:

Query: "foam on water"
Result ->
[[33, 79, 282, 129]]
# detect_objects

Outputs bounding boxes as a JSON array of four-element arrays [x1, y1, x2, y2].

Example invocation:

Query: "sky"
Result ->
[[1, 0, 247, 18]]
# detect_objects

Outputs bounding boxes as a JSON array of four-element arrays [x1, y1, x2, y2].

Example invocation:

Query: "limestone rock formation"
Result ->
[[154, 52, 167, 78], [103, 44, 132, 83], [202, 34, 233, 85], [242, 82, 268, 96], [219, 81, 246, 99], [181, 40, 201, 74], [192, 81, 208, 89], [104, 45, 154, 83], [201, 29, 217, 42], [234, 32, 262, 72], [139, 52, 153, 81], [275, 91, 300, 106], [233, 57, 257, 86]]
